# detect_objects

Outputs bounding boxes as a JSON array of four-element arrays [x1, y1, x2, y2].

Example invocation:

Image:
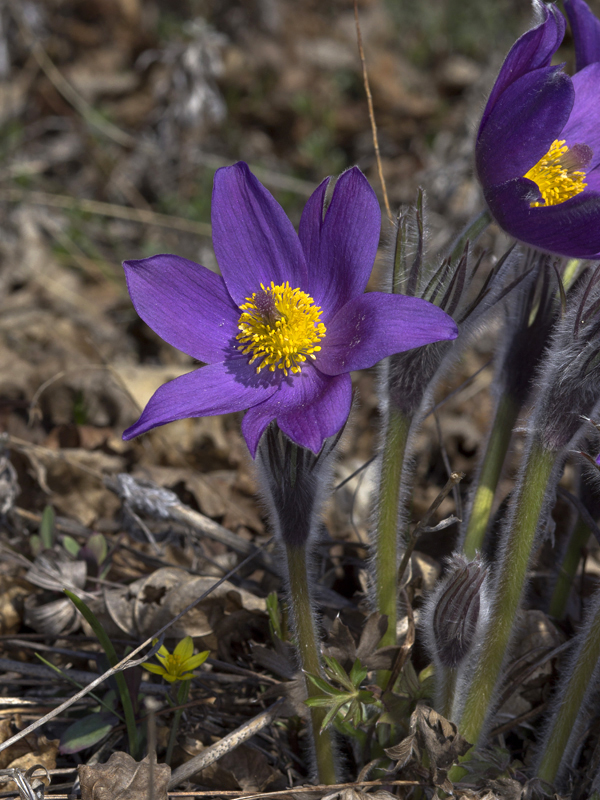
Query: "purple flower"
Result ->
[[122, 163, 457, 456], [476, 0, 600, 258]]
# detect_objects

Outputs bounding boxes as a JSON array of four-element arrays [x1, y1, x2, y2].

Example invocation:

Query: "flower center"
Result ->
[[164, 654, 183, 674], [237, 281, 326, 376], [523, 139, 592, 207]]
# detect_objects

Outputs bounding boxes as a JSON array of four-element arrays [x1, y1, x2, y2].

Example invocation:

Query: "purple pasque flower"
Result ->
[[122, 163, 458, 456], [476, 0, 600, 259]]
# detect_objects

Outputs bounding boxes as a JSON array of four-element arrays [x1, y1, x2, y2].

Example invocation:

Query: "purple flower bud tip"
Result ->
[[476, 0, 600, 259], [429, 554, 489, 669], [121, 163, 458, 457]]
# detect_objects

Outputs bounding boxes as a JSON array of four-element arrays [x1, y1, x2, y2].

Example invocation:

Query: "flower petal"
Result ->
[[316, 294, 458, 376], [477, 66, 574, 188], [565, 0, 600, 72], [143, 663, 167, 676], [123, 255, 240, 364], [299, 167, 381, 317], [211, 162, 307, 305], [242, 369, 352, 456], [480, 3, 565, 131], [484, 178, 600, 258], [123, 359, 279, 440], [184, 652, 209, 670], [174, 636, 194, 661], [561, 63, 600, 172]]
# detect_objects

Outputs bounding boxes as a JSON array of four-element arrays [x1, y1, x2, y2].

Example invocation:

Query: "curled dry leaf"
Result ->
[[98, 567, 266, 645], [386, 703, 471, 793], [0, 718, 58, 789], [23, 548, 88, 635], [78, 751, 170, 800]]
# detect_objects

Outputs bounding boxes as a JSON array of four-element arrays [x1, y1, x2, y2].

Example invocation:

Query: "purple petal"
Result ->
[[316, 293, 458, 377], [241, 368, 352, 456], [480, 3, 565, 131], [123, 255, 240, 364], [484, 179, 600, 258], [477, 67, 574, 188], [211, 162, 307, 306], [123, 358, 279, 440], [561, 63, 600, 172], [299, 168, 381, 318], [565, 0, 600, 72]]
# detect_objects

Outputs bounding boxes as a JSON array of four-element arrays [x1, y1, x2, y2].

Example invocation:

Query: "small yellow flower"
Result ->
[[144, 636, 209, 683]]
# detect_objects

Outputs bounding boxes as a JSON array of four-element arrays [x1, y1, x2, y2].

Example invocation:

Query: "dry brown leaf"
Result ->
[[98, 567, 266, 641], [78, 751, 170, 800], [0, 575, 31, 635], [0, 719, 58, 776], [190, 744, 283, 792]]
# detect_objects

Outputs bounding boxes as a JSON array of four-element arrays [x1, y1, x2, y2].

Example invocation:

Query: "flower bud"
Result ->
[[425, 554, 489, 669]]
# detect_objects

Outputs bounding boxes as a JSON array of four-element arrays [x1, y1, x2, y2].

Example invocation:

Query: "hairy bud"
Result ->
[[424, 554, 489, 669]]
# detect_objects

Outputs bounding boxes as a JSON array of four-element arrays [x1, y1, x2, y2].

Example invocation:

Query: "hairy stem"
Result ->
[[285, 543, 337, 785], [536, 596, 600, 785], [457, 438, 557, 748], [462, 392, 519, 559], [549, 515, 590, 620], [374, 408, 412, 659]]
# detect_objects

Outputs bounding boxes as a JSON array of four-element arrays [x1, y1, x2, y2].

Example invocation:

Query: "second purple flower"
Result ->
[[122, 162, 458, 456], [476, 0, 600, 258]]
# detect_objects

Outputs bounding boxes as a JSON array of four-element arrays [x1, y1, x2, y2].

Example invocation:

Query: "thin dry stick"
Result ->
[[354, 0, 393, 225], [168, 699, 285, 788], [168, 779, 422, 798], [0, 543, 270, 756]]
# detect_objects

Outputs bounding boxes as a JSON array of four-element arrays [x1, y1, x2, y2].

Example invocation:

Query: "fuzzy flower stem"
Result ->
[[549, 515, 590, 619], [440, 667, 458, 720], [165, 680, 190, 766], [285, 542, 337, 785], [463, 392, 520, 559], [536, 596, 600, 786], [374, 408, 412, 660], [457, 437, 557, 750]]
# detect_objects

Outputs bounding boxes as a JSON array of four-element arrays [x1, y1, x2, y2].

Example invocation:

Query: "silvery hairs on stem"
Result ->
[[255, 423, 343, 549], [532, 263, 600, 454]]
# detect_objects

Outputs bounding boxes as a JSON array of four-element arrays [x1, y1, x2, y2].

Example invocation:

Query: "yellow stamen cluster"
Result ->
[[237, 281, 326, 376], [524, 139, 588, 207]]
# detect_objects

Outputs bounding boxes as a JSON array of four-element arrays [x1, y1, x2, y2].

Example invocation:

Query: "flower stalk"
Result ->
[[374, 407, 412, 653], [462, 392, 519, 559], [285, 542, 337, 784], [457, 437, 557, 747], [536, 588, 600, 787], [166, 680, 190, 766]]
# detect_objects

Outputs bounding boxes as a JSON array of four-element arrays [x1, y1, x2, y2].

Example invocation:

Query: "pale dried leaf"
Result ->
[[78, 751, 170, 800]]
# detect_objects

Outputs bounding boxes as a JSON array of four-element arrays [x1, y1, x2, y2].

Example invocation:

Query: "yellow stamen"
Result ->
[[524, 139, 588, 207], [237, 281, 326, 376]]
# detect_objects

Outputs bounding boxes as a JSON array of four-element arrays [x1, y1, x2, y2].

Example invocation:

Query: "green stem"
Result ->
[[549, 515, 590, 619], [285, 543, 337, 785], [375, 408, 412, 655], [166, 680, 190, 766], [439, 667, 457, 721], [463, 392, 519, 560], [457, 438, 557, 749], [536, 597, 600, 785]]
